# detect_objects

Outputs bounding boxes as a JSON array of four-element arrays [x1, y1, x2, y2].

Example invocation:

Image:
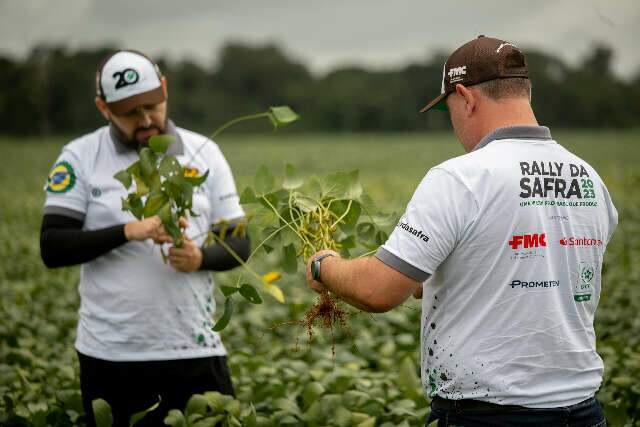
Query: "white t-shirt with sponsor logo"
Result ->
[[376, 126, 618, 408], [43, 123, 244, 361]]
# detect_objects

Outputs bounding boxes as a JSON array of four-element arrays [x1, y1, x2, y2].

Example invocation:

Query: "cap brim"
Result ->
[[107, 86, 165, 115], [419, 93, 448, 113]]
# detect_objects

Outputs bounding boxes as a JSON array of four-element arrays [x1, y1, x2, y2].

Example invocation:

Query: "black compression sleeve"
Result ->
[[40, 214, 128, 268], [199, 230, 250, 272]]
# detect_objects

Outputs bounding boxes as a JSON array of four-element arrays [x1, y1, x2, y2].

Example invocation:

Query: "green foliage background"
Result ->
[[1, 131, 639, 425]]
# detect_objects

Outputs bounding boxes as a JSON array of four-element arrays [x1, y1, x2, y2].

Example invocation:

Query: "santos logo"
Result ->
[[448, 66, 467, 79], [560, 237, 603, 246], [508, 233, 546, 249]]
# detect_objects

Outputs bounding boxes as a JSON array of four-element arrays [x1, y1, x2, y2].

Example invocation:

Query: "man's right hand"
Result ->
[[124, 216, 163, 241]]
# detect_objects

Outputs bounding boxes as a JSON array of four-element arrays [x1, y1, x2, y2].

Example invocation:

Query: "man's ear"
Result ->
[[95, 96, 111, 121], [161, 76, 168, 99], [455, 84, 475, 117]]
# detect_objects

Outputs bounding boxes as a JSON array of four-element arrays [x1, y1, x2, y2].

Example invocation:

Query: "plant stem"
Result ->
[[209, 233, 263, 282], [261, 195, 315, 251], [187, 112, 271, 164]]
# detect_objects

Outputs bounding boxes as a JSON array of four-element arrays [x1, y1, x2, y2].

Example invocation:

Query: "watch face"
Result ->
[[311, 260, 320, 281]]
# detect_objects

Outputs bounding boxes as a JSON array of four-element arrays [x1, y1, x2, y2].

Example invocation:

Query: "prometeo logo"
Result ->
[[508, 280, 560, 289], [397, 216, 429, 244], [508, 233, 546, 249], [559, 237, 603, 247]]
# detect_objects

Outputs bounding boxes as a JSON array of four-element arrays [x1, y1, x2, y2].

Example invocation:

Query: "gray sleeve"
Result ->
[[375, 247, 431, 282], [43, 205, 86, 221]]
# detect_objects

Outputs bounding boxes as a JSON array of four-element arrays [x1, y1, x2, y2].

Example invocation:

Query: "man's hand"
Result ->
[[168, 236, 203, 272], [124, 216, 163, 241], [306, 249, 340, 294], [152, 217, 188, 245]]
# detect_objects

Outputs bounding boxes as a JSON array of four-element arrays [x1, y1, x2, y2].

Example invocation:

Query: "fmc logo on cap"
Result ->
[[96, 50, 166, 115]]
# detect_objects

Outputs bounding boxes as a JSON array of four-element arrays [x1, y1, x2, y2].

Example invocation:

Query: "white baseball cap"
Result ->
[[96, 50, 166, 115]]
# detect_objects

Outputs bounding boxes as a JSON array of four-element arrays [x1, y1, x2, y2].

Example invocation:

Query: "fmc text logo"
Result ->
[[508, 233, 546, 249], [448, 66, 467, 78], [559, 237, 603, 247]]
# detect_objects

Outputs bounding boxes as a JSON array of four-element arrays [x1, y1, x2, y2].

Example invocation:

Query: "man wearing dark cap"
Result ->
[[306, 36, 617, 425], [40, 50, 250, 426]]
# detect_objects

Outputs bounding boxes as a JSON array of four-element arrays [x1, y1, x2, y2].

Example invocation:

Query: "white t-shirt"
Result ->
[[43, 122, 244, 361], [376, 126, 618, 408]]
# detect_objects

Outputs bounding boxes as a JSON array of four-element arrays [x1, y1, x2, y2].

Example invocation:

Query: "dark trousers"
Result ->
[[78, 351, 234, 427], [427, 396, 607, 427]]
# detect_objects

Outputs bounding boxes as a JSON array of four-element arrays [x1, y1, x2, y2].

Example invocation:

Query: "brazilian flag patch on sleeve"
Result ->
[[46, 161, 76, 193]]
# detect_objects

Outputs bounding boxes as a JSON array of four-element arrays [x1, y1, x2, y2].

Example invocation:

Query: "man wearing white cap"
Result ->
[[40, 50, 249, 426], [306, 36, 617, 425]]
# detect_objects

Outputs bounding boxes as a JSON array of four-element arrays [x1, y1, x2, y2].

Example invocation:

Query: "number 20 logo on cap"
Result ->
[[113, 68, 139, 89]]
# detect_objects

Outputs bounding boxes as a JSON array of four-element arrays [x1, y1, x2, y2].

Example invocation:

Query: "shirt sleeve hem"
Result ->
[[43, 205, 86, 221], [375, 247, 432, 282]]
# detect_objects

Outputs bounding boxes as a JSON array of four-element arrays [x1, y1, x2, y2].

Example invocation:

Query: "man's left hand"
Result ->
[[306, 249, 339, 294], [168, 236, 203, 272]]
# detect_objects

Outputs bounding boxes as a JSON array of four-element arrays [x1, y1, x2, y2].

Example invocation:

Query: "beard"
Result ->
[[110, 118, 168, 149]]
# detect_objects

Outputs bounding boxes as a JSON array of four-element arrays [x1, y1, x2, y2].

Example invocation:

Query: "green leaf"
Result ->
[[143, 192, 168, 218], [129, 396, 160, 426], [123, 194, 144, 219], [239, 284, 263, 304], [220, 285, 239, 297], [324, 170, 362, 199], [356, 223, 376, 241], [239, 187, 258, 204], [139, 148, 157, 178], [375, 230, 388, 245], [184, 169, 210, 187], [283, 164, 303, 190], [159, 156, 182, 179], [113, 170, 132, 189], [148, 135, 175, 154], [292, 192, 318, 213], [148, 170, 161, 192], [282, 244, 298, 274], [91, 398, 113, 427], [163, 410, 186, 427], [269, 106, 300, 127], [157, 202, 172, 224], [213, 297, 234, 331], [185, 394, 209, 417], [330, 200, 361, 232], [134, 175, 150, 197], [126, 160, 141, 177], [254, 165, 274, 195]]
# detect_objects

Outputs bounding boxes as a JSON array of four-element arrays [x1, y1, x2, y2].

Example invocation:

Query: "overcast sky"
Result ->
[[1, 0, 639, 78]]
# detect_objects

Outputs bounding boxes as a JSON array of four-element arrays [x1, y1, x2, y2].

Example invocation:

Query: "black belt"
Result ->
[[431, 396, 530, 412]]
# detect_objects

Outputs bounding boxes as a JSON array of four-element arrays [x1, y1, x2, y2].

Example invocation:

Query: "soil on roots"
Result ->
[[303, 292, 351, 356]]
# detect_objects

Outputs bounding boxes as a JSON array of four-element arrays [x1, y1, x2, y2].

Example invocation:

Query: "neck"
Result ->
[[469, 98, 538, 151]]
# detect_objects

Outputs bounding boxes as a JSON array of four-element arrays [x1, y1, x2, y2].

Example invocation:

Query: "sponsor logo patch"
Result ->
[[508, 233, 546, 249], [397, 215, 429, 244], [573, 262, 596, 302], [113, 68, 140, 89], [559, 237, 603, 247], [46, 161, 76, 193], [508, 279, 560, 289]]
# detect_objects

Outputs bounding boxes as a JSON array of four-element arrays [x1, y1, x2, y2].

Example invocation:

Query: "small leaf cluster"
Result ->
[[113, 135, 209, 247]]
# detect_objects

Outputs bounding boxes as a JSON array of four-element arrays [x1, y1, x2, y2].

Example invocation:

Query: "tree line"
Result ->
[[0, 42, 638, 136]]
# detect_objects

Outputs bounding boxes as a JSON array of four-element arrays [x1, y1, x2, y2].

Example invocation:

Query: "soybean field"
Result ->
[[1, 130, 639, 426]]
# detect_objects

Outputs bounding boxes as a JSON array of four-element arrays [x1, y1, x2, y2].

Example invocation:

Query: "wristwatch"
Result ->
[[311, 253, 336, 283]]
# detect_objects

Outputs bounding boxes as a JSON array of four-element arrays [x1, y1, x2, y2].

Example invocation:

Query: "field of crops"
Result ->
[[1, 130, 639, 426]]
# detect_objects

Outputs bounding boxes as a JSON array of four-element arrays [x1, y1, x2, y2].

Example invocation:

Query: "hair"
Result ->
[[474, 78, 532, 101]]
